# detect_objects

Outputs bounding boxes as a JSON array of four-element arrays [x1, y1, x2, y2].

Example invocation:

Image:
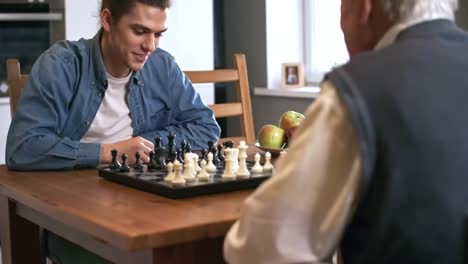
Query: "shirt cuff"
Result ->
[[75, 142, 100, 168]]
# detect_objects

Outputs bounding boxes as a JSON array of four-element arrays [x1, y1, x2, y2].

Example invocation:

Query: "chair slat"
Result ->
[[209, 103, 243, 118]]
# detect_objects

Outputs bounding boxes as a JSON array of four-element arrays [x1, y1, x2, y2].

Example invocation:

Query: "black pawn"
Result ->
[[120, 154, 130, 172], [223, 140, 235, 149], [109, 149, 121, 171], [133, 152, 144, 172], [217, 144, 225, 162]]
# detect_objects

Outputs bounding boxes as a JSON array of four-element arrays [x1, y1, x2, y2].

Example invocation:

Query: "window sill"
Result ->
[[253, 86, 320, 99]]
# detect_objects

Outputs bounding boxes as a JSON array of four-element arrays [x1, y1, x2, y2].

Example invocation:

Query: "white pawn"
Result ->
[[192, 153, 202, 173], [171, 160, 186, 186], [251, 153, 263, 174], [262, 152, 274, 172], [183, 153, 196, 182], [197, 160, 210, 181], [165, 162, 174, 182], [236, 141, 250, 178], [206, 152, 217, 173]]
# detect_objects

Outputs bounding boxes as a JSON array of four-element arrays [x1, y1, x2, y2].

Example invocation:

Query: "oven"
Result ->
[[0, 0, 65, 97]]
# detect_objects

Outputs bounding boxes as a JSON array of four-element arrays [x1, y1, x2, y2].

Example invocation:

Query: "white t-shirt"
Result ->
[[80, 72, 133, 143]]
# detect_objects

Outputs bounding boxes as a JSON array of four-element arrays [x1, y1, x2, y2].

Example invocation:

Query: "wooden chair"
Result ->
[[6, 59, 29, 118], [184, 53, 255, 144]]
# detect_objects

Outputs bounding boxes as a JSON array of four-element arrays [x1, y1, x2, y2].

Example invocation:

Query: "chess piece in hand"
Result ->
[[100, 136, 154, 165]]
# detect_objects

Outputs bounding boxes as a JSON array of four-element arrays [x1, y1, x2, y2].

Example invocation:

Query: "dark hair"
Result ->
[[100, 0, 173, 23]]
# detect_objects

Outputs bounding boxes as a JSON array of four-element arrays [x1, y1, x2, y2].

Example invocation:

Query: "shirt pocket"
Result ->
[[150, 108, 172, 130]]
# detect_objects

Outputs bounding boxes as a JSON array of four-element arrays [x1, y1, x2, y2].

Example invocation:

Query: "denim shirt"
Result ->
[[6, 32, 220, 170]]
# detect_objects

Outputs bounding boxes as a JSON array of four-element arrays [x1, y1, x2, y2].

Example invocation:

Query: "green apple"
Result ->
[[258, 124, 287, 148], [278, 110, 305, 132]]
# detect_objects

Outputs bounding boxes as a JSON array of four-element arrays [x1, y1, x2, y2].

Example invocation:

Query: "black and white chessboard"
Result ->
[[98, 161, 272, 199]]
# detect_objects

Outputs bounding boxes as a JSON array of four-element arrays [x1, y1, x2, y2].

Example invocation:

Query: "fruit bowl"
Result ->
[[254, 142, 287, 156]]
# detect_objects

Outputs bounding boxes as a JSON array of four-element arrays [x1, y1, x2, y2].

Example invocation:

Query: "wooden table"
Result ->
[[0, 165, 253, 264]]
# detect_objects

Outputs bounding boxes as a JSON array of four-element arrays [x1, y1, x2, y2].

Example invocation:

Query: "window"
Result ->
[[304, 0, 349, 83]]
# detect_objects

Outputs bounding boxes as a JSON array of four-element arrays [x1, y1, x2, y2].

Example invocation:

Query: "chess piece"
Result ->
[[201, 148, 208, 160], [236, 141, 250, 178], [206, 152, 217, 173], [185, 142, 192, 153], [176, 147, 184, 163], [251, 153, 263, 174], [165, 162, 175, 182], [120, 153, 130, 172], [133, 152, 144, 172], [147, 151, 157, 171], [180, 139, 187, 159], [262, 152, 274, 172], [223, 140, 234, 149], [109, 149, 121, 171], [217, 144, 225, 162], [171, 160, 185, 186], [197, 160, 210, 181], [222, 156, 236, 180], [211, 144, 220, 166], [166, 131, 176, 163], [192, 153, 202, 173], [183, 153, 196, 182]]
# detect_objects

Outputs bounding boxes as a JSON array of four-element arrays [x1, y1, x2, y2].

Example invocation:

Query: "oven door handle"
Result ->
[[0, 13, 63, 21]]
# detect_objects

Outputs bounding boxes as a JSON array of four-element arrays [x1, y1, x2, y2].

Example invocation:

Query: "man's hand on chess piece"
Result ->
[[100, 137, 154, 164]]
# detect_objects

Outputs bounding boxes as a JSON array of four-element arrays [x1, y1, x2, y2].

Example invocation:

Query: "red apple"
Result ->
[[278, 111, 305, 133], [258, 124, 287, 148]]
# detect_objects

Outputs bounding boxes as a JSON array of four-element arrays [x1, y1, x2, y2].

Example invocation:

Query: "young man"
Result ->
[[6, 0, 220, 263], [6, 0, 220, 171], [225, 0, 467, 263]]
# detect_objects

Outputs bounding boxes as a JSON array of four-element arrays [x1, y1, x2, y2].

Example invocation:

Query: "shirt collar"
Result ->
[[374, 11, 455, 51]]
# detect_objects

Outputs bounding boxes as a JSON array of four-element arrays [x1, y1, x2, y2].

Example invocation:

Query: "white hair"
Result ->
[[380, 0, 459, 22]]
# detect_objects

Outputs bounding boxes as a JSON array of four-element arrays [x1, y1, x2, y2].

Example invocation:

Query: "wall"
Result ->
[[223, 0, 311, 136]]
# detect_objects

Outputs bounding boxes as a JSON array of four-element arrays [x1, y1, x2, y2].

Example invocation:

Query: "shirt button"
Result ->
[[97, 91, 103, 97], [84, 121, 90, 126], [137, 80, 143, 86]]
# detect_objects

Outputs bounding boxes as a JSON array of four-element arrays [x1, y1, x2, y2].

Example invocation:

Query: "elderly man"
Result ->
[[224, 0, 466, 263]]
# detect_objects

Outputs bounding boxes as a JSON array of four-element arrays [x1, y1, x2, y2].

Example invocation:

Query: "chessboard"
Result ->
[[98, 161, 272, 199]]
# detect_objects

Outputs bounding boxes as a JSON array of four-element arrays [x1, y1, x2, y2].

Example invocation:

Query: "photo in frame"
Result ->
[[281, 63, 304, 88]]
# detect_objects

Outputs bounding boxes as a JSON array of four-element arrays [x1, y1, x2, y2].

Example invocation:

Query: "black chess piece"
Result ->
[[223, 140, 235, 149], [120, 153, 130, 172], [155, 147, 167, 169], [109, 149, 121, 171], [180, 139, 187, 159], [185, 142, 192, 153], [176, 147, 184, 163], [207, 140, 215, 155], [155, 136, 163, 148], [169, 148, 177, 163], [217, 144, 225, 162], [200, 148, 207, 160], [147, 151, 157, 171], [211, 144, 220, 166], [133, 152, 143, 172], [166, 131, 176, 163]]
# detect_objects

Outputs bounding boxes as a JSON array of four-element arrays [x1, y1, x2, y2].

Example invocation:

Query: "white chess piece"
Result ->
[[197, 160, 210, 181], [206, 152, 217, 173], [171, 160, 186, 186], [165, 162, 174, 182], [236, 141, 250, 178], [231, 147, 239, 172], [262, 152, 274, 172], [192, 153, 202, 173], [251, 153, 263, 174], [222, 156, 236, 180], [183, 153, 196, 182]]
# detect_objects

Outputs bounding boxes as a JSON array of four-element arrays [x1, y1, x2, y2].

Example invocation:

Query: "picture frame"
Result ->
[[281, 63, 304, 88]]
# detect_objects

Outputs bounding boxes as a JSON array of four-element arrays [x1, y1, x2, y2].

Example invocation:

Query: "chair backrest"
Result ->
[[6, 59, 29, 118], [184, 53, 255, 144]]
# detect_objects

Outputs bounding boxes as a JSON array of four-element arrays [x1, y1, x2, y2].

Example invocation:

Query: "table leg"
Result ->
[[0, 195, 41, 264]]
